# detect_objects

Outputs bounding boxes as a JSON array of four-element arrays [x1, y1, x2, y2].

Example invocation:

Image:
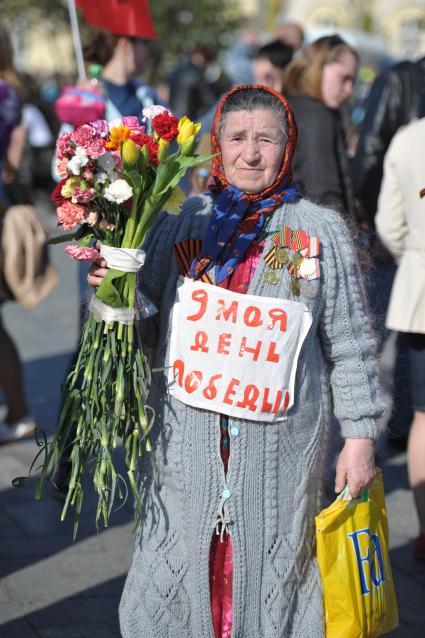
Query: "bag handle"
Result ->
[[338, 485, 369, 502]]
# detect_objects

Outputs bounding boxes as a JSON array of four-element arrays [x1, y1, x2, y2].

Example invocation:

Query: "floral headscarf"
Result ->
[[190, 84, 300, 284]]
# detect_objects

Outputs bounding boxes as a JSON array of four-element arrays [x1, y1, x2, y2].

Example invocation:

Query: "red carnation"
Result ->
[[151, 112, 179, 142], [132, 133, 159, 165], [51, 178, 68, 206]]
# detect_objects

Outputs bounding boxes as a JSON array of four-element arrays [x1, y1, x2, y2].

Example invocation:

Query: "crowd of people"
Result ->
[[1, 11, 424, 638]]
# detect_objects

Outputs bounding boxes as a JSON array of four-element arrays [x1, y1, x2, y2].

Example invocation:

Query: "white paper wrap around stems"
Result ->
[[91, 297, 136, 325], [92, 245, 146, 324], [99, 244, 146, 272]]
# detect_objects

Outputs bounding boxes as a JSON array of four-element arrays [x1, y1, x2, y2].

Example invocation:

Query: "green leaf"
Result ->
[[48, 230, 77, 245], [95, 268, 129, 308], [152, 159, 182, 196], [178, 153, 216, 169]]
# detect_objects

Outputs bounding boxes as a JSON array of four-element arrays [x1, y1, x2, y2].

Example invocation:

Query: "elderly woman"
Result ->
[[89, 86, 384, 638]]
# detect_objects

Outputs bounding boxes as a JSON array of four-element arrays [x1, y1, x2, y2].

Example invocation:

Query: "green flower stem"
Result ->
[[70, 318, 93, 386], [131, 192, 169, 248], [30, 149, 214, 536], [122, 194, 140, 248]]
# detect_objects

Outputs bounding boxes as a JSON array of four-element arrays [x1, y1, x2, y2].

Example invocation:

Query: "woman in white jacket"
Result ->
[[376, 117, 425, 560]]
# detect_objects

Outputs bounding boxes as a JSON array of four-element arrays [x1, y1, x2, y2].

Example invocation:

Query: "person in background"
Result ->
[[200, 39, 294, 136], [0, 23, 35, 443], [222, 28, 259, 87], [252, 39, 294, 93], [353, 55, 425, 230], [82, 29, 160, 121], [353, 54, 425, 446], [167, 44, 219, 121], [282, 35, 359, 222], [375, 118, 425, 560], [273, 21, 305, 52], [19, 72, 55, 193]]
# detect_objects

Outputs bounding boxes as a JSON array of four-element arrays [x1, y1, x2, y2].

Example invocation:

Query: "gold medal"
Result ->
[[264, 269, 280, 285], [276, 247, 289, 265]]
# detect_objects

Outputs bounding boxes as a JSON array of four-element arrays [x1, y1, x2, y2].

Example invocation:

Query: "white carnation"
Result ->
[[104, 179, 133, 204], [142, 104, 169, 120], [67, 146, 89, 175], [95, 171, 108, 184]]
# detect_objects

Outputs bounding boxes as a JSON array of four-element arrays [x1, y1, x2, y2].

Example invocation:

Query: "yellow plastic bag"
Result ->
[[315, 472, 399, 638]]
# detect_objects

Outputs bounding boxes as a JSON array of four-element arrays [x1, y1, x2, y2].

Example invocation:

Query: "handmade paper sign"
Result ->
[[168, 278, 313, 422]]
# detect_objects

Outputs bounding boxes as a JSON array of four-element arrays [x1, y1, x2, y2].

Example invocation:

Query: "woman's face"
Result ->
[[252, 58, 285, 93], [220, 109, 285, 194], [321, 50, 358, 109]]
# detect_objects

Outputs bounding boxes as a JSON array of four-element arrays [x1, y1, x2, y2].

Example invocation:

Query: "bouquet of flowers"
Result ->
[[29, 108, 208, 536]]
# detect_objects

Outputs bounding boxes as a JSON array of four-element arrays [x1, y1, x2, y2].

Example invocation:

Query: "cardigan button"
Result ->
[[230, 426, 239, 437], [222, 489, 231, 501]]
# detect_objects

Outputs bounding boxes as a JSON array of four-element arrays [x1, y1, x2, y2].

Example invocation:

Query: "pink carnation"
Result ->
[[99, 219, 115, 231], [73, 187, 96, 203], [57, 200, 85, 231], [57, 132, 73, 160], [65, 245, 101, 261], [56, 157, 69, 177], [122, 115, 145, 135], [90, 119, 110, 138], [84, 210, 98, 225], [86, 138, 105, 159], [71, 124, 95, 147], [70, 125, 105, 159]]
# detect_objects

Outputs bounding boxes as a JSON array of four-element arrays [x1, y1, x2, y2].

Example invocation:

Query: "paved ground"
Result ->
[[0, 195, 424, 637]]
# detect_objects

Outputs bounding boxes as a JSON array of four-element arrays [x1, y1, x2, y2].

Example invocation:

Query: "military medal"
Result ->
[[263, 225, 321, 293], [264, 269, 280, 285], [276, 246, 289, 265], [291, 278, 301, 296]]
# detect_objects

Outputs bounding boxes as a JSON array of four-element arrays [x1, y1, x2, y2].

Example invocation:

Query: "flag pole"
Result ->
[[67, 0, 86, 81]]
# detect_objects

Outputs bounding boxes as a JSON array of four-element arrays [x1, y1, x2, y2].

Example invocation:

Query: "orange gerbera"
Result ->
[[104, 125, 133, 151]]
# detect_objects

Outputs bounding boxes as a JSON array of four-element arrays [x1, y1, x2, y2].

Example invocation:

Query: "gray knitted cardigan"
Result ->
[[119, 194, 386, 638]]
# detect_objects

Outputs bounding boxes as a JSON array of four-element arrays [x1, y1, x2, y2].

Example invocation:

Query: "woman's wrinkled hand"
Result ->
[[335, 438, 376, 499], [87, 255, 108, 288]]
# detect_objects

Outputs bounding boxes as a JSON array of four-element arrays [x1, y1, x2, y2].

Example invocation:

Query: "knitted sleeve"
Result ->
[[318, 209, 387, 438], [138, 211, 182, 309]]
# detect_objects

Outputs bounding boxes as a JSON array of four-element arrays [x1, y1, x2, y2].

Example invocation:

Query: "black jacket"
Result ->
[[353, 57, 425, 227], [288, 94, 355, 221]]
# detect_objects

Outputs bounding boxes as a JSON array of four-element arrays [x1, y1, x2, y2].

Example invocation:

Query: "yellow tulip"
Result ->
[[122, 139, 139, 166], [163, 187, 185, 215], [157, 138, 170, 161], [177, 116, 201, 146], [180, 135, 196, 157]]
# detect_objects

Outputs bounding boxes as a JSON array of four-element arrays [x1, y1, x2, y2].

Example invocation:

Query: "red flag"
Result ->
[[76, 0, 156, 39]]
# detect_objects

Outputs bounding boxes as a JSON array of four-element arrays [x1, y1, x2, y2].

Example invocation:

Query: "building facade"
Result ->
[[242, 0, 425, 57]]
